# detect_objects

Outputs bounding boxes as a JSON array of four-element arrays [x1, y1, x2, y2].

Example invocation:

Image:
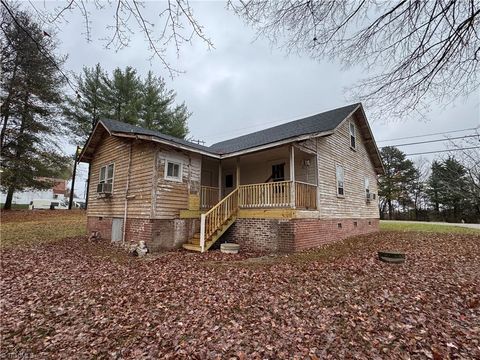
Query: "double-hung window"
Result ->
[[364, 176, 370, 199], [99, 163, 114, 185], [165, 159, 182, 182], [336, 164, 345, 196], [349, 121, 356, 149]]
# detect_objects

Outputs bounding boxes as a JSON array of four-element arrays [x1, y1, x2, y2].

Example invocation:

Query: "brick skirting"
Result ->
[[87, 216, 378, 253], [86, 216, 198, 251], [222, 218, 379, 252]]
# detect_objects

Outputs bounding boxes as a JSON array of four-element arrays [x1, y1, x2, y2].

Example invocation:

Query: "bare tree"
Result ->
[[229, 0, 480, 120], [4, 0, 213, 77]]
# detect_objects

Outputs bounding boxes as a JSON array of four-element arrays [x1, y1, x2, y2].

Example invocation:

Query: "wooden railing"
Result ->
[[295, 181, 317, 209], [238, 180, 292, 208], [200, 186, 219, 209], [200, 188, 238, 252]]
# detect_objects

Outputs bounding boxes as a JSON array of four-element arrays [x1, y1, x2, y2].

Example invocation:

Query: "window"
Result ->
[[349, 121, 356, 149], [364, 176, 370, 198], [272, 163, 285, 182], [165, 160, 182, 181], [336, 164, 344, 196], [225, 174, 234, 188], [99, 163, 114, 184]]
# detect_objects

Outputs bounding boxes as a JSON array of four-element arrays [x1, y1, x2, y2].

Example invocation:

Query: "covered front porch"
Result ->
[[199, 144, 318, 210]]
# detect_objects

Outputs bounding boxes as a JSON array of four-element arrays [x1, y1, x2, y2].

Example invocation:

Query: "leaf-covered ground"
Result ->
[[1, 230, 479, 358]]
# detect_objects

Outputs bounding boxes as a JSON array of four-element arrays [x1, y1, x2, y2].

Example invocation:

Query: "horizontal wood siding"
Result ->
[[316, 115, 379, 219], [153, 146, 202, 219], [86, 136, 155, 218]]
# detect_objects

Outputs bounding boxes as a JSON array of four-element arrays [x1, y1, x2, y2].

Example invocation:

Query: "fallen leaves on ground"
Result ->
[[1, 231, 479, 359]]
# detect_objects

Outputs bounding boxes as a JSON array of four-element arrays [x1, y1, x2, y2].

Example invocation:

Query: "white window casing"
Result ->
[[165, 159, 183, 182], [364, 176, 370, 197], [336, 164, 345, 197], [99, 163, 114, 184], [349, 121, 356, 149]]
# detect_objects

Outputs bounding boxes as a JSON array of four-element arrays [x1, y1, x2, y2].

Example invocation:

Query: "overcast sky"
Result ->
[[24, 1, 480, 199]]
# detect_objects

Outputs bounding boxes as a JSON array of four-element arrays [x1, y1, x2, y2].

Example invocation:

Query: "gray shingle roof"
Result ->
[[100, 118, 214, 153], [100, 103, 360, 156], [209, 103, 360, 154]]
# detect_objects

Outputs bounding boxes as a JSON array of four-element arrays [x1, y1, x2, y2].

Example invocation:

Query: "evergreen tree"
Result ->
[[427, 157, 470, 222], [378, 146, 417, 219], [1, 7, 71, 209], [103, 67, 143, 125], [62, 64, 109, 142], [65, 66, 190, 142]]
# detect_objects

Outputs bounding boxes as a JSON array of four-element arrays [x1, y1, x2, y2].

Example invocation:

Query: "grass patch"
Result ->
[[0, 210, 86, 248], [380, 220, 480, 235], [0, 203, 29, 210]]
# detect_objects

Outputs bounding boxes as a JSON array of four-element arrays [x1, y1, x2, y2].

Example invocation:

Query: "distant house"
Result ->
[[79, 103, 384, 252], [0, 177, 68, 205]]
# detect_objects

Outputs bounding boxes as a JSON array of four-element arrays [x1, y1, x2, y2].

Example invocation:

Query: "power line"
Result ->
[[381, 134, 479, 148], [405, 146, 480, 156], [377, 127, 478, 143]]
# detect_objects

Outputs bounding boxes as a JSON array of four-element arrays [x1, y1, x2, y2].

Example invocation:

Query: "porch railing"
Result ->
[[200, 181, 317, 211], [200, 186, 219, 209], [295, 181, 317, 209], [238, 180, 292, 208]]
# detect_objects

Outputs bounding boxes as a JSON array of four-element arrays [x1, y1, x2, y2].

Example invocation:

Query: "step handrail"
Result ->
[[200, 188, 239, 252]]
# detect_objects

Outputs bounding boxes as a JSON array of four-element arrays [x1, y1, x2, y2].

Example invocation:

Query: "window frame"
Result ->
[[271, 163, 285, 182], [164, 159, 183, 182], [364, 176, 370, 198], [349, 121, 357, 150], [336, 164, 345, 197], [99, 163, 115, 185]]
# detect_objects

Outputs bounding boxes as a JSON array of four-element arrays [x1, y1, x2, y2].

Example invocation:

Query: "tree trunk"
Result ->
[[3, 186, 15, 210], [388, 199, 393, 220]]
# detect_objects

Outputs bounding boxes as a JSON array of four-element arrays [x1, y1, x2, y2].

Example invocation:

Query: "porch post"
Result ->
[[290, 145, 296, 208], [218, 161, 222, 201], [236, 157, 240, 188]]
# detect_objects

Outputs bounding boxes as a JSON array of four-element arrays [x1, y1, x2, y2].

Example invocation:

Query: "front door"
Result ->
[[224, 171, 235, 195]]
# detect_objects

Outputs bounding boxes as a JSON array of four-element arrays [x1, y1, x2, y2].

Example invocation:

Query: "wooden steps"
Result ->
[[182, 216, 237, 252]]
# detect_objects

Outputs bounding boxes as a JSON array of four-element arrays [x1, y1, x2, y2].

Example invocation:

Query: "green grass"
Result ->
[[380, 220, 480, 235], [0, 203, 29, 210], [1, 210, 86, 248]]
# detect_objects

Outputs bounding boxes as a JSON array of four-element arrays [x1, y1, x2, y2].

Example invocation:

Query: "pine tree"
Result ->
[[1, 7, 71, 209], [63, 64, 109, 142], [65, 66, 190, 142], [378, 146, 417, 219]]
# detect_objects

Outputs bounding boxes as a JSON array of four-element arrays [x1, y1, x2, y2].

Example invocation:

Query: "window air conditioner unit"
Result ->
[[97, 182, 112, 195], [366, 192, 372, 202]]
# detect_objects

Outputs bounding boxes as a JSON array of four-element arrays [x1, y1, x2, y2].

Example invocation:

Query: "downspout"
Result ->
[[122, 141, 133, 245]]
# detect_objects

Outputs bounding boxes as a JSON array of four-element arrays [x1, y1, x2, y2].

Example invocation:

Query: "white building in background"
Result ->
[[0, 178, 68, 205]]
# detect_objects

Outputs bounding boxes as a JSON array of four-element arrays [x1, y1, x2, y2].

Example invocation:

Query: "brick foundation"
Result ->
[[86, 216, 198, 252], [222, 218, 379, 252]]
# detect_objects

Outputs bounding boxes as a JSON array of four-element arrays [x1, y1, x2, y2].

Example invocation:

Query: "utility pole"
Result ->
[[68, 146, 80, 210]]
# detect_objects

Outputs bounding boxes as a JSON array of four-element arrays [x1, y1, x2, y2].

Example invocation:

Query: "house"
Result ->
[[79, 103, 384, 252], [0, 177, 68, 206]]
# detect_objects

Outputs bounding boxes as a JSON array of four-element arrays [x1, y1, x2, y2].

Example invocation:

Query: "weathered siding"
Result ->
[[152, 146, 202, 219], [316, 115, 379, 219], [87, 136, 155, 218]]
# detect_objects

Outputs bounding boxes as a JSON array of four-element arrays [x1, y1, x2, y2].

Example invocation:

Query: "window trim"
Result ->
[[164, 159, 183, 182], [349, 121, 357, 150], [364, 176, 370, 197], [336, 164, 345, 197], [99, 163, 115, 187]]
